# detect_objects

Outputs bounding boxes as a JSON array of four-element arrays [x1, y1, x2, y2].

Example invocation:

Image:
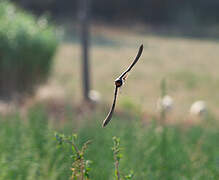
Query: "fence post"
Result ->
[[79, 0, 91, 101]]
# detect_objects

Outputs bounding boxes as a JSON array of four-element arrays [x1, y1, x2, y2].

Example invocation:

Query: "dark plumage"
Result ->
[[102, 44, 144, 127]]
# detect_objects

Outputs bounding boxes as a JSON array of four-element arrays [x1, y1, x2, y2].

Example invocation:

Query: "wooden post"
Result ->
[[79, 0, 91, 101]]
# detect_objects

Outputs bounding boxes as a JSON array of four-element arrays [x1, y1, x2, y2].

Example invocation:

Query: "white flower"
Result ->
[[157, 95, 173, 112], [190, 101, 206, 116], [89, 90, 101, 103]]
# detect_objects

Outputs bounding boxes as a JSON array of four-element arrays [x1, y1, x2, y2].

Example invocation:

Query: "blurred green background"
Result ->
[[0, 0, 219, 179]]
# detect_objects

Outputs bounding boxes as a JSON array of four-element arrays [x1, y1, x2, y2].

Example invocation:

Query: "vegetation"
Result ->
[[0, 105, 218, 179], [0, 1, 58, 99], [0, 2, 219, 179], [55, 133, 92, 180]]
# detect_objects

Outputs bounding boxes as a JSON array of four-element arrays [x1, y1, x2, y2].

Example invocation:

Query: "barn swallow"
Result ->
[[102, 44, 143, 127]]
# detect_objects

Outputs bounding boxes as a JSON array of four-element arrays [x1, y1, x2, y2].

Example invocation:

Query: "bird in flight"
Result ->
[[102, 44, 144, 127]]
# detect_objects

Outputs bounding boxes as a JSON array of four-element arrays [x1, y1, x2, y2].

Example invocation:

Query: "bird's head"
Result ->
[[115, 78, 123, 87]]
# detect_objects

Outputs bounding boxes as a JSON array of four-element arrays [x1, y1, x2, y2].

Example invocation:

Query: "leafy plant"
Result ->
[[0, 1, 58, 99], [112, 136, 134, 180], [55, 133, 92, 180]]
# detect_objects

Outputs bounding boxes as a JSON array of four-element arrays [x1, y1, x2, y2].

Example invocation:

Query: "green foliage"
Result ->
[[112, 136, 134, 180], [112, 136, 121, 180], [55, 133, 92, 180], [0, 1, 58, 99], [0, 106, 219, 179], [160, 78, 167, 121], [119, 97, 141, 115]]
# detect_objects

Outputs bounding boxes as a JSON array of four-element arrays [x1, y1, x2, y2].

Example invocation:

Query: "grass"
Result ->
[[0, 105, 219, 180], [1, 24, 219, 179]]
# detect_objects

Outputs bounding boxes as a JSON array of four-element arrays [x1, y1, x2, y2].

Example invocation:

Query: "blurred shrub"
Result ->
[[0, 1, 58, 99]]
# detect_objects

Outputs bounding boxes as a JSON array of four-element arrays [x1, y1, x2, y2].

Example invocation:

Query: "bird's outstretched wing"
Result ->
[[102, 44, 143, 127], [119, 44, 143, 80], [102, 86, 119, 127]]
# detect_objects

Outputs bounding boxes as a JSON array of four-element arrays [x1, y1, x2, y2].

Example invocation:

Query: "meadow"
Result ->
[[1, 25, 219, 179], [0, 105, 219, 180], [52, 24, 219, 117]]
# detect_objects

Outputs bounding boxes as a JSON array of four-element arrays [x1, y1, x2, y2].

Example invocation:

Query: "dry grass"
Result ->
[[48, 25, 219, 119]]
